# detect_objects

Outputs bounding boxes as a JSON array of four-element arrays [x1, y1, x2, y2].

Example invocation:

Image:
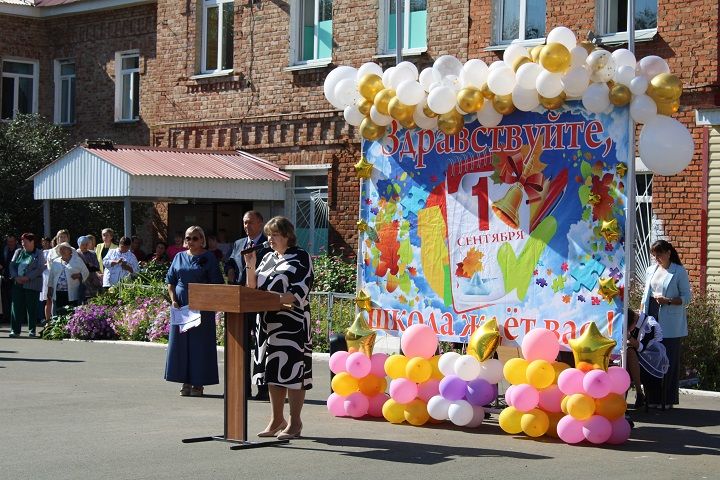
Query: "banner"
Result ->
[[359, 104, 630, 352]]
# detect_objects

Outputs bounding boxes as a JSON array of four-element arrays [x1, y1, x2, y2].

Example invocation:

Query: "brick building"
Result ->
[[1, 0, 718, 289]]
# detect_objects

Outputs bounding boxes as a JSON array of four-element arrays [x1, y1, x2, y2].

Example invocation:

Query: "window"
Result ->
[[290, 0, 333, 65], [201, 0, 234, 74], [495, 0, 546, 44], [634, 170, 656, 286], [54, 60, 76, 125], [114, 51, 140, 122], [603, 0, 657, 34], [1, 59, 39, 120], [287, 170, 329, 254], [381, 0, 427, 54]]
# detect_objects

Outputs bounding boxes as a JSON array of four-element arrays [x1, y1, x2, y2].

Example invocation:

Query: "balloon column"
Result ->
[[328, 351, 389, 418], [323, 25, 694, 176]]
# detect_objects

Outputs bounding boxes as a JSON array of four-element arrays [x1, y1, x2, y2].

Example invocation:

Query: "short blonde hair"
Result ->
[[263, 216, 297, 247], [184, 225, 207, 248]]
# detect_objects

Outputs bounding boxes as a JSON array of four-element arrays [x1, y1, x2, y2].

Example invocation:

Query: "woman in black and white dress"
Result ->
[[244, 216, 313, 440]]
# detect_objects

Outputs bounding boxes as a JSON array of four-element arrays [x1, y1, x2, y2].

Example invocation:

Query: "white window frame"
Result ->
[[200, 0, 234, 75], [492, 0, 546, 47], [114, 50, 140, 123], [378, 0, 428, 56], [1, 57, 39, 121], [53, 59, 76, 125], [596, 0, 658, 45], [288, 0, 332, 67]]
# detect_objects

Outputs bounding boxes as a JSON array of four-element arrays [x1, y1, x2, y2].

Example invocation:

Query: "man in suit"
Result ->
[[226, 211, 272, 400], [0, 234, 19, 324]]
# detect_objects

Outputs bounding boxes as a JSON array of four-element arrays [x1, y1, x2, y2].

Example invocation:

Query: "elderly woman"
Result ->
[[164, 226, 224, 397], [244, 216, 313, 440], [47, 242, 89, 316], [95, 228, 118, 274], [77, 236, 101, 300], [640, 240, 691, 409], [9, 233, 46, 337], [102, 237, 139, 287]]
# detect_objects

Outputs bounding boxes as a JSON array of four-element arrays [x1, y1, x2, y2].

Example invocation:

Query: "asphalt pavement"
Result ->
[[1, 324, 718, 480]]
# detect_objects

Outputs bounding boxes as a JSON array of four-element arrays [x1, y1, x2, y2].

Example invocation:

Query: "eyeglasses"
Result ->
[[185, 236, 200, 241]]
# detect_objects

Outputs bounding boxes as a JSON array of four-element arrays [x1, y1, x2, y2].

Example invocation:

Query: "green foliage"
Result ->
[[40, 310, 72, 340], [309, 294, 355, 352], [682, 290, 720, 391], [312, 253, 357, 294]]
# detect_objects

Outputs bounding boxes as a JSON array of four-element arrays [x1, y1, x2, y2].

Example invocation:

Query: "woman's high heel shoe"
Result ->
[[277, 423, 302, 440], [257, 421, 287, 438]]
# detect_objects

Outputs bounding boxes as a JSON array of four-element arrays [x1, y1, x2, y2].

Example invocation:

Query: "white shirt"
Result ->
[[48, 254, 89, 302], [650, 265, 669, 297], [102, 248, 139, 287]]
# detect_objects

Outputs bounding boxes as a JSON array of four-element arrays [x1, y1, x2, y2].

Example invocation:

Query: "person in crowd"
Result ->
[[206, 233, 224, 262], [227, 210, 271, 400], [244, 216, 313, 439], [148, 241, 169, 264], [40, 237, 52, 251], [102, 237, 139, 287], [164, 226, 224, 397], [47, 229, 70, 262], [38, 238, 53, 324], [625, 308, 668, 409], [77, 236, 102, 300], [8, 233, 45, 337], [216, 229, 232, 259], [95, 228, 118, 274], [640, 240, 691, 409], [166, 231, 187, 261], [130, 235, 146, 262], [1, 234, 19, 323], [47, 242, 89, 317]]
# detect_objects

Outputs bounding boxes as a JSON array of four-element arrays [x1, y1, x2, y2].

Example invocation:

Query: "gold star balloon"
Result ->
[[598, 276, 620, 303], [355, 289, 372, 312], [354, 156, 374, 179], [587, 192, 601, 205], [616, 162, 628, 178], [467, 318, 501, 362], [599, 218, 620, 243], [345, 310, 376, 355], [568, 322, 617, 371], [357, 219, 368, 233]]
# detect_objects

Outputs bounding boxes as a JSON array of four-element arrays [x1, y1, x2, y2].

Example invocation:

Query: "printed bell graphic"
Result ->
[[492, 183, 523, 229]]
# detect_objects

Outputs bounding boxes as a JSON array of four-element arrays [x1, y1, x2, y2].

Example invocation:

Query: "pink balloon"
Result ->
[[368, 393, 389, 417], [607, 417, 632, 444], [327, 393, 347, 416], [521, 328, 560, 362], [538, 385, 564, 413], [583, 415, 612, 444], [329, 351, 350, 374], [512, 384, 540, 412], [417, 379, 441, 402], [504, 385, 516, 407], [557, 415, 585, 444], [401, 324, 438, 359], [370, 353, 389, 378], [344, 392, 370, 418], [346, 352, 372, 378], [607, 366, 631, 395], [558, 368, 586, 395], [389, 378, 419, 404], [583, 369, 612, 399]]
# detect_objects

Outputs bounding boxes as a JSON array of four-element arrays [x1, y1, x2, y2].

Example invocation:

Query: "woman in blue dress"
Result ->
[[164, 226, 224, 397]]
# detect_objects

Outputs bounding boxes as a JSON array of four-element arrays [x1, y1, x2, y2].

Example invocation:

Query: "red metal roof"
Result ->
[[86, 145, 289, 182]]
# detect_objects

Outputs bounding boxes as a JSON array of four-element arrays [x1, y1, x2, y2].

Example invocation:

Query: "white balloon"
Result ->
[[370, 105, 392, 126], [334, 77, 359, 109], [413, 106, 438, 130], [487, 66, 516, 96], [582, 82, 610, 113], [442, 75, 463, 92], [536, 70, 564, 98], [476, 101, 503, 127], [477, 359, 504, 384], [454, 355, 482, 381], [357, 62, 383, 81], [460, 59, 489, 88], [427, 395, 451, 420], [639, 55, 670, 79], [516, 62, 542, 90], [382, 67, 395, 88], [489, 60, 506, 71], [512, 85, 540, 111], [343, 105, 365, 126], [639, 116, 694, 176], [562, 66, 591, 98], [503, 43, 530, 67], [570, 46, 589, 67], [448, 400, 474, 426], [614, 65, 636, 86], [427, 86, 457, 114], [587, 49, 616, 82], [547, 26, 577, 50], [438, 351, 461, 377], [612, 48, 637, 69], [629, 94, 657, 124], [396, 80, 426, 105], [396, 61, 419, 79], [456, 105, 469, 115], [323, 66, 357, 109], [434, 55, 463, 78], [465, 405, 486, 428], [630, 75, 649, 95], [390, 65, 417, 89], [419, 68, 435, 92], [428, 81, 441, 92]]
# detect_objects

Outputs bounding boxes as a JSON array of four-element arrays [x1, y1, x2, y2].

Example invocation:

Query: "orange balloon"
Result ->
[[595, 393, 627, 420]]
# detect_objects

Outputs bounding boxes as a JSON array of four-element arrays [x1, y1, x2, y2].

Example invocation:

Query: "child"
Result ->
[[626, 308, 669, 408]]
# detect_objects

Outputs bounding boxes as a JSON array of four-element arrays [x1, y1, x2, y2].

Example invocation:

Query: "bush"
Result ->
[[682, 290, 720, 391], [312, 253, 357, 294], [309, 294, 355, 352], [65, 304, 118, 340], [114, 296, 170, 342]]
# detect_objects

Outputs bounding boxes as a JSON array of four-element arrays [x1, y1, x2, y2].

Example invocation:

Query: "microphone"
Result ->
[[240, 241, 269, 256]]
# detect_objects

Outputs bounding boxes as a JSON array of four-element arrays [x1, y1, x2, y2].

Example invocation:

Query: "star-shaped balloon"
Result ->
[[587, 192, 601, 205], [599, 218, 620, 243], [357, 219, 368, 233], [355, 289, 372, 312], [354, 156, 374, 179], [568, 322, 617, 371], [467, 318, 500, 362], [345, 310, 376, 355], [598, 276, 620, 303], [616, 162, 628, 178]]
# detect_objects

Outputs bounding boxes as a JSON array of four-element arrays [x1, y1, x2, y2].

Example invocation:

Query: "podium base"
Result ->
[[182, 435, 289, 450]]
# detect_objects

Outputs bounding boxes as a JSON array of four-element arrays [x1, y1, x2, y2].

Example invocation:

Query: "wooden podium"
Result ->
[[182, 283, 286, 449]]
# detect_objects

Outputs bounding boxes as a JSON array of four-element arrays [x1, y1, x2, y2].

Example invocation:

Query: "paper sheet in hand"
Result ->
[[170, 306, 202, 333]]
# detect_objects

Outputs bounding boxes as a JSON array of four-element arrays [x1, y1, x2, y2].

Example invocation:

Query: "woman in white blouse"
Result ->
[[102, 237, 139, 287], [47, 242, 89, 316]]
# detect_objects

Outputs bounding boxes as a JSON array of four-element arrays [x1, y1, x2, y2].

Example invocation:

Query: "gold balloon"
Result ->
[[599, 218, 620, 243], [437, 110, 464, 135], [423, 104, 438, 118], [480, 82, 495, 100], [457, 87, 484, 113], [355, 289, 372, 312], [540, 42, 571, 73], [655, 98, 680, 116], [359, 117, 386, 142], [374, 88, 396, 115], [512, 55, 532, 72], [609, 84, 631, 107], [353, 155, 374, 178], [399, 117, 417, 130], [345, 311, 376, 355], [357, 97, 373, 116], [530, 44, 544, 63], [568, 322, 617, 371], [647, 73, 683, 103], [358, 74, 385, 102], [616, 162, 628, 178], [492, 94, 515, 115], [539, 92, 566, 110], [578, 41, 596, 55], [467, 318, 500, 362], [388, 97, 415, 123], [598, 277, 620, 303], [357, 219, 369, 233]]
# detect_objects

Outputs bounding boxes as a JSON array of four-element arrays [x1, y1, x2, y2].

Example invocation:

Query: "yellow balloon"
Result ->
[[358, 73, 385, 102], [430, 355, 443, 380], [467, 318, 500, 362], [539, 92, 566, 110], [457, 87, 484, 113], [492, 94, 515, 115], [503, 358, 529, 385], [566, 393, 596, 420], [385, 354, 409, 379], [399, 117, 417, 130], [540, 42, 571, 73], [405, 357, 432, 384], [382, 398, 406, 424], [595, 393, 627, 420], [499, 406, 524, 434], [655, 98, 680, 116], [374, 88, 396, 115], [331, 372, 359, 396], [359, 374, 386, 396], [404, 399, 430, 426], [512, 55, 532, 72], [357, 97, 373, 116], [359, 117, 386, 141], [560, 395, 570, 415], [521, 408, 550, 437], [423, 104, 438, 118], [388, 97, 415, 122], [609, 84, 632, 107], [480, 82, 495, 100], [345, 310, 376, 355], [525, 360, 555, 389], [552, 361, 571, 383], [437, 110, 464, 135], [568, 322, 616, 371], [647, 73, 683, 103], [530, 44, 544, 63]]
